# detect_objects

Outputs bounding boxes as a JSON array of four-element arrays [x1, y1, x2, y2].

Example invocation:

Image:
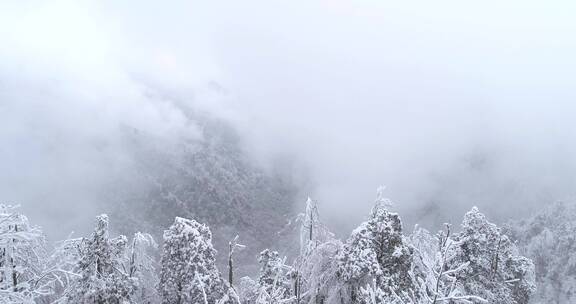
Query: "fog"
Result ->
[[1, 0, 576, 238]]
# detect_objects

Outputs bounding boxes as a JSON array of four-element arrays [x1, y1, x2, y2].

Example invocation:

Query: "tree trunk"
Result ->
[[228, 242, 233, 286]]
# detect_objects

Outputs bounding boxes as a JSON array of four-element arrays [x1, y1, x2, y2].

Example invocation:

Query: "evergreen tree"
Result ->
[[336, 192, 420, 303], [359, 279, 389, 304], [64, 214, 136, 304], [448, 207, 535, 304], [158, 217, 236, 304]]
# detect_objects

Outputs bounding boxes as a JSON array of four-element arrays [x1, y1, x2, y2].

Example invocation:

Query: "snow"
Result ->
[[0, 190, 542, 304]]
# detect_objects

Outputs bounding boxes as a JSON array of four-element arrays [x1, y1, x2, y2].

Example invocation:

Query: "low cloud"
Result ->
[[1, 0, 576, 238]]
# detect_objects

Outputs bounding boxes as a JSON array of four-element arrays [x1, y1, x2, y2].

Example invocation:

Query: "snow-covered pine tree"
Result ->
[[158, 217, 237, 304], [0, 204, 47, 303], [448, 207, 535, 304], [336, 190, 420, 303], [63, 214, 136, 304]]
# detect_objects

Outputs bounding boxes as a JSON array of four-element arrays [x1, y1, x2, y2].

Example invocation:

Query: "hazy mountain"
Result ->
[[99, 105, 306, 274]]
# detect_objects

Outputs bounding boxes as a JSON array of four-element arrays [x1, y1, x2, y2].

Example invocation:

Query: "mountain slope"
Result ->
[[103, 111, 304, 274]]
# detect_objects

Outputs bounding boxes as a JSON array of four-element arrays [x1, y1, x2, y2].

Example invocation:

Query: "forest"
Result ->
[[2, 189, 572, 304]]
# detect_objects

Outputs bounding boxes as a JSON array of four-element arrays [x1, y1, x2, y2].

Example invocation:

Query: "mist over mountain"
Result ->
[[103, 103, 309, 274], [1, 1, 576, 303], [2, 0, 576, 238]]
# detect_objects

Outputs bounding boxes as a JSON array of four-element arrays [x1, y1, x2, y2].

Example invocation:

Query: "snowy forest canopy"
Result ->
[[2, 192, 574, 304]]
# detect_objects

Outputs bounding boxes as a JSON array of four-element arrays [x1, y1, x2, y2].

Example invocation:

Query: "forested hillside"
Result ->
[[102, 113, 304, 275]]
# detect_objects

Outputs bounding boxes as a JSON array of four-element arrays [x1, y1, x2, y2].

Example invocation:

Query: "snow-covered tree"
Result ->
[[256, 249, 293, 303], [299, 197, 332, 255], [359, 279, 390, 304], [126, 232, 159, 304], [237, 276, 260, 304], [448, 207, 535, 304], [158, 217, 236, 304], [291, 197, 343, 304], [239, 195, 336, 304], [411, 223, 487, 304], [374, 186, 393, 211], [63, 214, 136, 304], [42, 235, 84, 302], [0, 204, 47, 303], [295, 238, 343, 304], [336, 192, 420, 303], [238, 248, 295, 304]]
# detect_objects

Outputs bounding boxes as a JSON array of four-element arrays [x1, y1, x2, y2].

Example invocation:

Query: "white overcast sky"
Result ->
[[1, 0, 576, 234]]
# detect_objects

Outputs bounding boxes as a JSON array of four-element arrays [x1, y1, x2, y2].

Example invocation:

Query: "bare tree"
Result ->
[[228, 235, 245, 287]]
